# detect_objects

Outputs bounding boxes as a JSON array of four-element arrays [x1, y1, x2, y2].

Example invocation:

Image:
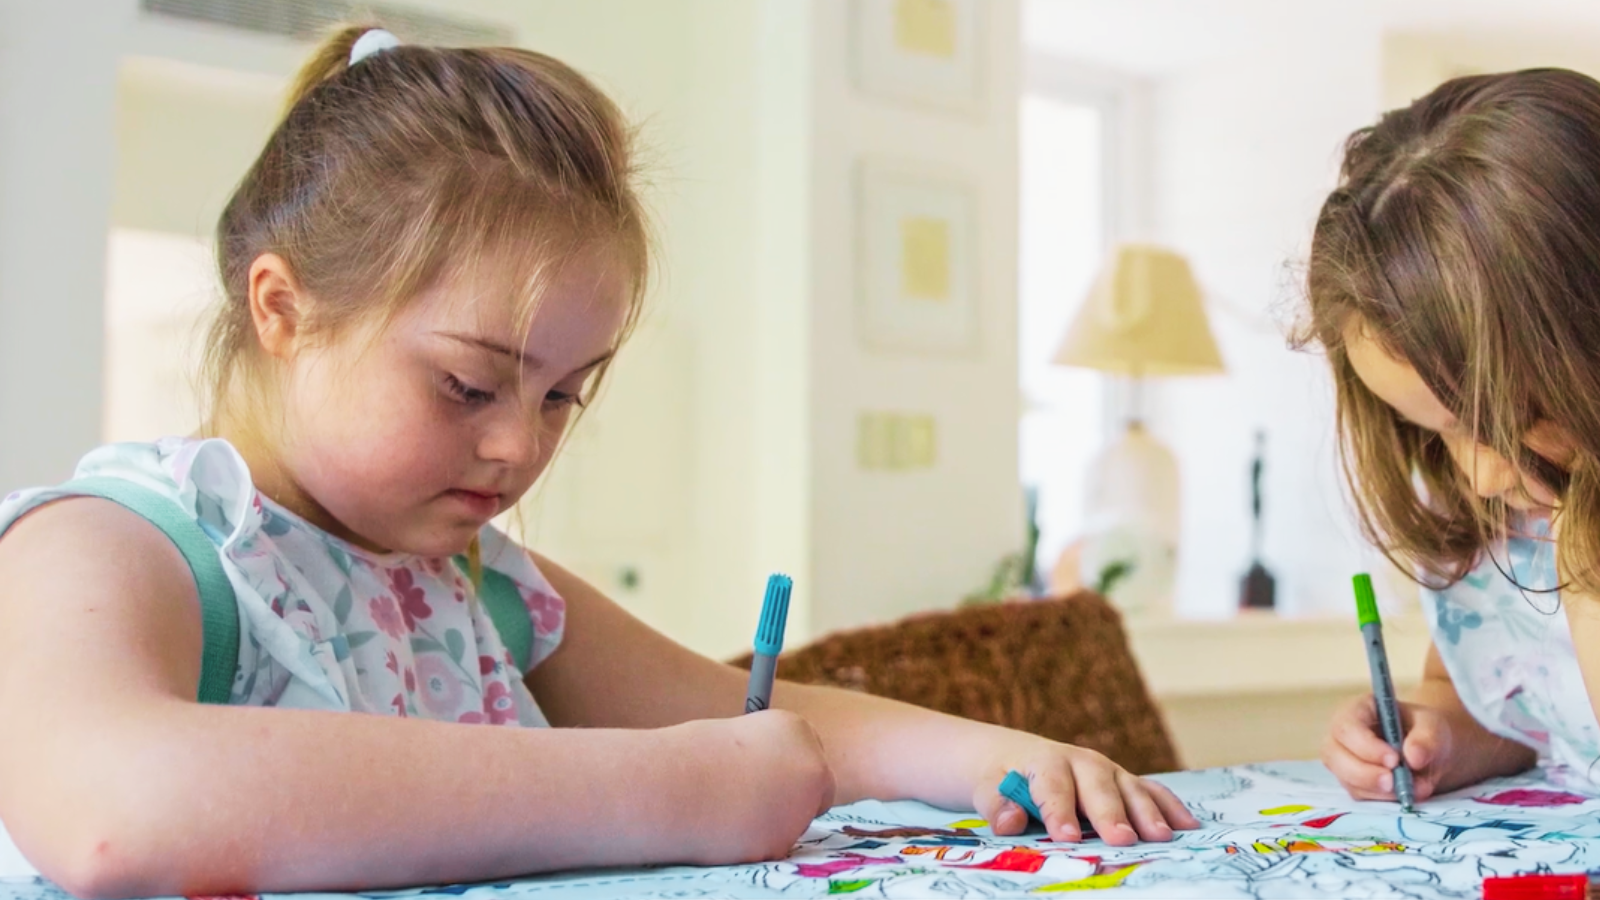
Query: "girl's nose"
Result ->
[[478, 416, 539, 469]]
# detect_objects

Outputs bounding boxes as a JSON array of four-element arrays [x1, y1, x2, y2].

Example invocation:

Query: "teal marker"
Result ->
[[744, 574, 792, 714], [998, 770, 1045, 830], [1353, 573, 1416, 813]]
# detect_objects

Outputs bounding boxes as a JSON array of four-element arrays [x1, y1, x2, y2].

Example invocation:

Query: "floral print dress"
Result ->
[[0, 437, 565, 726], [1424, 519, 1600, 785]]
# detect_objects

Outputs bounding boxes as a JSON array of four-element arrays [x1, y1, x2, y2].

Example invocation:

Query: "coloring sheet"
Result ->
[[7, 761, 1600, 899]]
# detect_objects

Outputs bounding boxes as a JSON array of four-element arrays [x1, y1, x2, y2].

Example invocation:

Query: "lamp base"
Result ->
[[1078, 422, 1179, 617]]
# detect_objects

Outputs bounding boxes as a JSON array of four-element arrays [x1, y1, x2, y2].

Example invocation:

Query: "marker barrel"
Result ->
[[1354, 573, 1416, 811], [1359, 620, 1416, 810], [745, 653, 777, 713]]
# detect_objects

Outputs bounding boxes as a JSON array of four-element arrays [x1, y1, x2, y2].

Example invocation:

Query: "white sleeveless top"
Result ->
[[1423, 519, 1600, 785], [0, 437, 565, 725]]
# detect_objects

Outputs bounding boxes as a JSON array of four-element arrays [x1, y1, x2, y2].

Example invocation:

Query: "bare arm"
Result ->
[[526, 558, 1032, 804], [0, 501, 822, 899], [526, 561, 1196, 843]]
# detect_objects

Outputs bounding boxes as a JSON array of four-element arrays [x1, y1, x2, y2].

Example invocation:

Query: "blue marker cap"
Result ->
[[998, 770, 1045, 826], [754, 574, 792, 657]]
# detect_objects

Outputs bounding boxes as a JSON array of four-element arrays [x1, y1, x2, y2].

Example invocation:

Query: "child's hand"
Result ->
[[975, 739, 1198, 846], [1323, 694, 1454, 802], [676, 710, 836, 865]]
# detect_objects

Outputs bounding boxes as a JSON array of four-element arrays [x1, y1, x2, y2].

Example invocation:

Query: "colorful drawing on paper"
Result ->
[[6, 762, 1600, 899]]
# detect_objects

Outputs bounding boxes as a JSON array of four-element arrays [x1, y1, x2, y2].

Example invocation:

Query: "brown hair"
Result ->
[[203, 24, 649, 439], [1297, 68, 1600, 591]]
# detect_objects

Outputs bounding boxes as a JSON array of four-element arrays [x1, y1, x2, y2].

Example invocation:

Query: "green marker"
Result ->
[[1353, 573, 1416, 813]]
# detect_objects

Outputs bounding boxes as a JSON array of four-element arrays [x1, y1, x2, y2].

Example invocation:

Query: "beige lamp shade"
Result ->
[[1052, 243, 1226, 376]]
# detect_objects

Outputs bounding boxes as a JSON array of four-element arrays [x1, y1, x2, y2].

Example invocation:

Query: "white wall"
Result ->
[[805, 0, 1023, 637], [0, 1, 131, 490]]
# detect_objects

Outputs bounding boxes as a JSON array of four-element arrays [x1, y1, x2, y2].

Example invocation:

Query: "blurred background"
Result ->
[[4, 0, 1597, 765]]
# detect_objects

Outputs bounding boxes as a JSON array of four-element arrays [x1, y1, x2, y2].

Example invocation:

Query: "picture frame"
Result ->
[[852, 0, 985, 116], [856, 159, 979, 357]]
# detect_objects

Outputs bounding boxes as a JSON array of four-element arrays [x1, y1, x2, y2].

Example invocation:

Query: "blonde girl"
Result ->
[[0, 27, 1194, 897]]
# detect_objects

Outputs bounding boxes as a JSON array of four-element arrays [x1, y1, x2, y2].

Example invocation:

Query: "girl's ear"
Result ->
[[247, 253, 309, 359]]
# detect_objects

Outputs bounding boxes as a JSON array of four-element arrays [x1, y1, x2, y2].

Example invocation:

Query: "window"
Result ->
[[1018, 91, 1112, 584]]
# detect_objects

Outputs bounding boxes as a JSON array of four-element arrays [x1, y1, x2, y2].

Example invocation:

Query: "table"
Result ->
[[5, 760, 1598, 899]]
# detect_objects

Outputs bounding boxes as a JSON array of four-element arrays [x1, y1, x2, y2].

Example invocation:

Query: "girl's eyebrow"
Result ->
[[438, 332, 612, 373]]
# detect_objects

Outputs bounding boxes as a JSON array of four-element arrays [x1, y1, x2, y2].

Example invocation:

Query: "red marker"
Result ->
[[1482, 873, 1594, 900]]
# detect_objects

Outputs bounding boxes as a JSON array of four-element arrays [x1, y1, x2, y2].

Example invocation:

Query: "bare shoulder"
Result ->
[[0, 496, 205, 699]]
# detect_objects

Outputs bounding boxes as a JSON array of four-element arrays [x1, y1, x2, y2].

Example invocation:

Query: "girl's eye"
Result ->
[[545, 389, 587, 410], [443, 374, 496, 406]]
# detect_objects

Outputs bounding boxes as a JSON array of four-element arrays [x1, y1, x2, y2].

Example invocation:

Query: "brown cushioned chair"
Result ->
[[730, 591, 1179, 775]]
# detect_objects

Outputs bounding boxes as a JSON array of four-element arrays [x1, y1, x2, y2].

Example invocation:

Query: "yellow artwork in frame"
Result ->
[[853, 0, 983, 116], [857, 159, 978, 357], [900, 216, 952, 302], [892, 0, 957, 59]]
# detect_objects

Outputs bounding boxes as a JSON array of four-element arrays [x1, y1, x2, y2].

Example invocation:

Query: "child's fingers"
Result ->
[[1322, 739, 1397, 801], [1115, 771, 1175, 842], [1068, 761, 1138, 846], [1024, 769, 1082, 842], [1401, 716, 1446, 802], [1402, 714, 1442, 771], [976, 791, 1029, 837], [1142, 778, 1201, 830], [1332, 698, 1401, 768]]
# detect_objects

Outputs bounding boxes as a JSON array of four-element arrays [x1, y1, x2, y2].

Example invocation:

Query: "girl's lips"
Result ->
[[445, 489, 502, 518]]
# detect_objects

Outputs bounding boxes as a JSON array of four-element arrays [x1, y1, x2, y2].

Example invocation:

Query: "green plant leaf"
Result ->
[[1096, 559, 1135, 596]]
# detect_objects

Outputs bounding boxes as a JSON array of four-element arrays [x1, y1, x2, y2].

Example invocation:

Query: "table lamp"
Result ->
[[1053, 243, 1225, 616]]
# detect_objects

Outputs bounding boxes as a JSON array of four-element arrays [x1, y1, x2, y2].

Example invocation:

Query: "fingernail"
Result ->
[[1380, 773, 1393, 792], [1153, 823, 1173, 840]]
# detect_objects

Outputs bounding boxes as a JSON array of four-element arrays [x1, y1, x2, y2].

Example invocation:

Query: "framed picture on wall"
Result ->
[[856, 159, 979, 357], [852, 0, 984, 116]]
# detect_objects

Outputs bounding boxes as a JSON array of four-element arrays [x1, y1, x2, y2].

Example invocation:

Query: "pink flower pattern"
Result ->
[[482, 680, 517, 725], [369, 596, 405, 639], [391, 568, 433, 630], [522, 588, 566, 638], [415, 655, 464, 716]]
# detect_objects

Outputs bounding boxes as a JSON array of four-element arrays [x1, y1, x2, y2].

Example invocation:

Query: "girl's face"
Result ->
[[1343, 319, 1570, 512], [269, 250, 629, 556]]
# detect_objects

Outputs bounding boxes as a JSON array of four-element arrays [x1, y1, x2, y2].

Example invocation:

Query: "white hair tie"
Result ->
[[349, 28, 401, 66]]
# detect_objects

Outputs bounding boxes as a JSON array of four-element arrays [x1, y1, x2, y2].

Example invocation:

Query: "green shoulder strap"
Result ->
[[57, 477, 240, 705], [454, 556, 533, 673]]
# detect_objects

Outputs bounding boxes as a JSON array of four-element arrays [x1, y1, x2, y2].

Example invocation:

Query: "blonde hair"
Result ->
[[1297, 69, 1600, 592], [203, 24, 649, 442]]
